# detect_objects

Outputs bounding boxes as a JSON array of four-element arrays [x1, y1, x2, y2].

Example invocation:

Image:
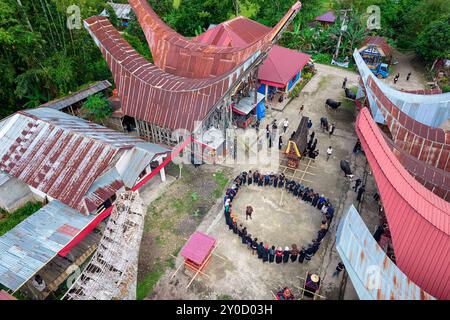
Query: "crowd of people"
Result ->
[[223, 171, 335, 265]]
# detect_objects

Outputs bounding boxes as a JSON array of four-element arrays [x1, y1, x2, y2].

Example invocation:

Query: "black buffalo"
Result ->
[[345, 88, 356, 100], [325, 99, 341, 109]]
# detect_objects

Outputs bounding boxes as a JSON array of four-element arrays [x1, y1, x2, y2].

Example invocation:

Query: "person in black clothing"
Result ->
[[353, 178, 362, 191], [245, 234, 253, 248], [311, 193, 320, 207], [310, 131, 315, 141], [290, 244, 299, 262], [342, 77, 347, 89], [282, 246, 290, 263], [357, 185, 365, 202], [298, 247, 306, 263], [251, 238, 258, 255], [257, 242, 264, 259], [262, 244, 269, 263], [278, 136, 283, 150], [269, 246, 275, 263], [273, 175, 278, 188], [406, 72, 411, 81], [373, 225, 384, 242], [373, 192, 380, 202], [317, 229, 327, 242], [310, 139, 317, 152], [242, 171, 247, 184], [241, 227, 247, 244], [266, 124, 270, 139]]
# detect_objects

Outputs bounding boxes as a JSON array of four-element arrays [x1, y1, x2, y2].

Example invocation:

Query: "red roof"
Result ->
[[193, 16, 271, 47], [315, 11, 336, 23], [0, 290, 16, 300], [180, 231, 216, 265], [356, 108, 450, 300], [367, 77, 450, 172], [85, 16, 232, 131], [258, 45, 311, 86], [361, 36, 392, 58], [129, 0, 301, 78]]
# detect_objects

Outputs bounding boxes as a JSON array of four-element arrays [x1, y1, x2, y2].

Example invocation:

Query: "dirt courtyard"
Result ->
[[231, 182, 324, 248], [149, 63, 360, 300]]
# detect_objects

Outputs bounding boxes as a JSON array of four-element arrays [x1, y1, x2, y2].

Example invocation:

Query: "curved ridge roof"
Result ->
[[367, 76, 450, 172], [353, 49, 450, 128], [128, 0, 301, 78], [355, 108, 450, 300], [84, 16, 261, 131]]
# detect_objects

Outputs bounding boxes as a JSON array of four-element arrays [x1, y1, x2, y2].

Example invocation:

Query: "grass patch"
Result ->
[[211, 171, 229, 198], [0, 202, 43, 236], [218, 294, 232, 300], [136, 261, 165, 300]]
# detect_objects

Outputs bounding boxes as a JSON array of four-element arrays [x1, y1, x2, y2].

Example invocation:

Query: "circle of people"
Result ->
[[223, 170, 335, 265]]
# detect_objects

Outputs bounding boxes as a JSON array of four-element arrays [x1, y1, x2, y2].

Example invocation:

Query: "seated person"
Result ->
[[276, 287, 295, 300]]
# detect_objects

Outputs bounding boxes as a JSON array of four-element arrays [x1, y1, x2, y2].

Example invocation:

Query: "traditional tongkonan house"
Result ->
[[85, 0, 302, 158]]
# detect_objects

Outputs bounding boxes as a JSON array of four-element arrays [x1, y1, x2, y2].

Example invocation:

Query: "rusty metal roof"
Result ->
[[40, 80, 111, 111], [129, 0, 301, 78], [366, 76, 450, 172], [0, 108, 169, 215], [84, 16, 264, 131], [356, 108, 450, 300], [192, 16, 271, 47], [336, 205, 435, 300], [0, 200, 96, 291], [382, 131, 450, 201]]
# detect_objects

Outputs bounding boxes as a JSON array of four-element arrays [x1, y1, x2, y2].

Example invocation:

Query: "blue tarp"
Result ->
[[256, 100, 265, 120]]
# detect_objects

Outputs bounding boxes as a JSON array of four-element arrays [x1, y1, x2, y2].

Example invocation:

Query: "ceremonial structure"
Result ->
[[84, 0, 302, 147]]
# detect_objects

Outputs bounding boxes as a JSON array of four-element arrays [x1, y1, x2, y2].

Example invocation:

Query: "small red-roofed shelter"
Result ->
[[180, 231, 216, 273], [314, 11, 336, 26]]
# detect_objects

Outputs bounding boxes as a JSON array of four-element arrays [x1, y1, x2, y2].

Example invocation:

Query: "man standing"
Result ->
[[406, 72, 411, 81], [326, 146, 333, 161], [332, 262, 345, 277], [246, 205, 253, 220], [329, 123, 335, 136], [342, 77, 347, 89], [283, 118, 289, 133], [353, 178, 362, 192], [357, 185, 365, 202]]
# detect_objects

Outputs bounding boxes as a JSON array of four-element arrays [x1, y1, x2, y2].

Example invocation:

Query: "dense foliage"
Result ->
[[80, 92, 112, 123], [0, 202, 43, 236], [0, 0, 448, 119]]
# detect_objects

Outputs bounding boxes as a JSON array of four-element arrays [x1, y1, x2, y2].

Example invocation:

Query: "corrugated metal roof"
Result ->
[[353, 49, 450, 128], [39, 80, 111, 111], [0, 108, 170, 214], [382, 131, 450, 201], [366, 76, 450, 172], [100, 2, 132, 20], [258, 45, 311, 86], [0, 172, 11, 187], [336, 205, 435, 300], [193, 16, 271, 48], [355, 108, 450, 300], [84, 16, 263, 131], [0, 200, 95, 291], [129, 0, 301, 79]]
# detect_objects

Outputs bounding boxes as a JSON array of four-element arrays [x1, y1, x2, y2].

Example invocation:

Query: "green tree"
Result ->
[[416, 17, 450, 64], [80, 93, 112, 123], [104, 3, 119, 27]]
